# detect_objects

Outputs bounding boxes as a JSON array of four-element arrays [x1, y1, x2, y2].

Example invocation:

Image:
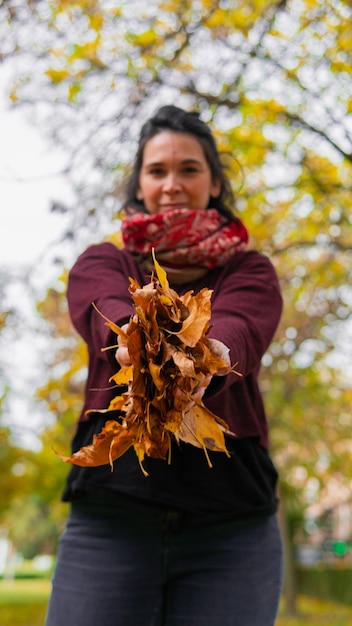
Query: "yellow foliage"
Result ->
[[45, 68, 70, 84], [107, 7, 122, 18], [69, 41, 101, 64], [68, 82, 81, 102], [107, 231, 124, 249], [204, 7, 228, 28], [9, 85, 18, 103], [88, 12, 104, 31], [55, 0, 100, 14], [127, 30, 159, 48], [158, 0, 187, 13]]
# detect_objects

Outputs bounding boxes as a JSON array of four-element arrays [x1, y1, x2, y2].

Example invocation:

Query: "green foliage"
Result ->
[[0, 277, 77, 557], [0, 427, 26, 517], [1, 438, 70, 555], [277, 595, 352, 625], [35, 277, 86, 456], [296, 565, 352, 607], [5, 497, 63, 559]]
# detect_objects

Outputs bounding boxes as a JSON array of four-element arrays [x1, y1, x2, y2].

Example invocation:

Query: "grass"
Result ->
[[276, 595, 352, 626], [0, 579, 50, 626], [0, 580, 351, 625]]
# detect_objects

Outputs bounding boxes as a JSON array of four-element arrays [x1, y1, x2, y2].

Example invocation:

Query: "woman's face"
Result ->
[[136, 131, 221, 214]]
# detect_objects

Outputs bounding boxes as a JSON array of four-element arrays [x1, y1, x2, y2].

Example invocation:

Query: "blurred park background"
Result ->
[[0, 0, 351, 623]]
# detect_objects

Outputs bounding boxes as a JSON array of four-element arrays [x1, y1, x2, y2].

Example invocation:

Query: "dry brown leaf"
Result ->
[[57, 253, 240, 473], [56, 420, 136, 468], [110, 365, 133, 385]]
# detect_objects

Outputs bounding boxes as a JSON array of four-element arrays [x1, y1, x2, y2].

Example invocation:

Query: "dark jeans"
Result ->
[[45, 499, 283, 626]]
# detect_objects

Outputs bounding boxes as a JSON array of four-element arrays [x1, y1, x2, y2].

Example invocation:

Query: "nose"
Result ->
[[161, 172, 182, 193]]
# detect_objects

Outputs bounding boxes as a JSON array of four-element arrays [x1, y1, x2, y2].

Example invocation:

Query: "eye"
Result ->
[[183, 166, 199, 174], [148, 167, 165, 176]]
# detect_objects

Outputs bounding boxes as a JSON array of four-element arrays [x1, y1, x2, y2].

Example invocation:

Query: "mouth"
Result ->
[[160, 204, 188, 210]]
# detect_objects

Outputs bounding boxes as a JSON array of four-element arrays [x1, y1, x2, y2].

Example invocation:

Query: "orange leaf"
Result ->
[[171, 349, 196, 377], [92, 301, 128, 339], [55, 420, 135, 468], [59, 257, 238, 473], [175, 403, 230, 467], [110, 365, 133, 385], [177, 288, 212, 347]]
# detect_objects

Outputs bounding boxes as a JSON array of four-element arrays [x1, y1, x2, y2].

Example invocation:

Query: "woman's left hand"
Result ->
[[115, 323, 131, 367]]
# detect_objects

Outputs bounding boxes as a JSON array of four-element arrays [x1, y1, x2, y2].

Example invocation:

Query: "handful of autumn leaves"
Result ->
[[58, 255, 239, 475]]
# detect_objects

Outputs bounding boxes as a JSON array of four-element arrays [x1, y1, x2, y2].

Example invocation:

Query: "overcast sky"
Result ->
[[0, 79, 71, 270]]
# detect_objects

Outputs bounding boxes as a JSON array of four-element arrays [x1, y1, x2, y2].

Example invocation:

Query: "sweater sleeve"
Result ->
[[67, 243, 141, 365], [206, 251, 283, 391]]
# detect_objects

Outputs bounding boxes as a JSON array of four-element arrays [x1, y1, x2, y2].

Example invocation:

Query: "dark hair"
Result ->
[[122, 105, 237, 220]]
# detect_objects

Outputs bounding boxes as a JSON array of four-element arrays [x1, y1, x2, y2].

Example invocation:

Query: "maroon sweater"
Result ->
[[67, 243, 283, 449]]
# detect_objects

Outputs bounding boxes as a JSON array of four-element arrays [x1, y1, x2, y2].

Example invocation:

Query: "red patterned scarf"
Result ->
[[121, 208, 248, 272]]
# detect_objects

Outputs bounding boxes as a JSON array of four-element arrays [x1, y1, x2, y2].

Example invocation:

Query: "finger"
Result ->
[[117, 323, 129, 348], [115, 346, 131, 366]]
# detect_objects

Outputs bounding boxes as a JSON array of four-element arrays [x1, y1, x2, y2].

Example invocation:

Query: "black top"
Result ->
[[62, 244, 282, 520], [62, 413, 279, 520]]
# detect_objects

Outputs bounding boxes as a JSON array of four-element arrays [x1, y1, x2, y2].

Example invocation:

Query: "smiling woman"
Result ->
[[45, 104, 284, 626], [136, 132, 221, 213]]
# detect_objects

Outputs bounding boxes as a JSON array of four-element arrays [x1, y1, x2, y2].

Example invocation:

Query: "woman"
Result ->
[[45, 105, 284, 626]]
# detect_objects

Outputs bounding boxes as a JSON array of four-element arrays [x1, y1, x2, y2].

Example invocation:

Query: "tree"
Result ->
[[0, 280, 60, 555], [1, 0, 351, 609], [0, 287, 27, 518], [1, 0, 351, 240]]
